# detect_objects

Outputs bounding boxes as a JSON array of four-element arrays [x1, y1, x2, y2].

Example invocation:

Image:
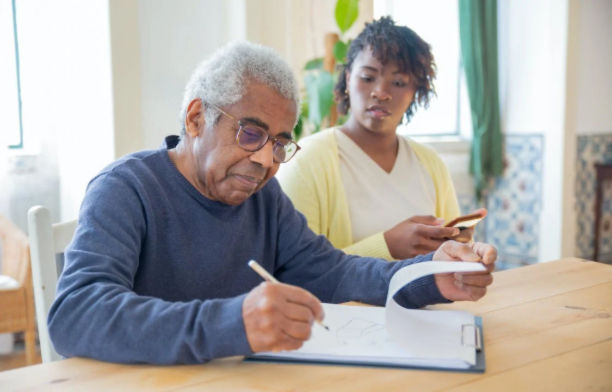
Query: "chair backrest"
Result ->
[[27, 206, 77, 363]]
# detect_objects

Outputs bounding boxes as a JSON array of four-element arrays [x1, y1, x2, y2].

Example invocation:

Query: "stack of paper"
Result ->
[[250, 261, 486, 371]]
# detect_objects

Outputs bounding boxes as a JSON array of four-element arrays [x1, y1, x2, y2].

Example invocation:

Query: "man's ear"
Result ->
[[345, 69, 351, 87], [185, 99, 206, 138]]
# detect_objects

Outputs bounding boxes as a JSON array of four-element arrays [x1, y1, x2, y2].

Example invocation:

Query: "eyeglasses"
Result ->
[[207, 103, 301, 164]]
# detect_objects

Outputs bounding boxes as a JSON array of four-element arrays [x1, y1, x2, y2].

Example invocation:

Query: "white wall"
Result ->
[[137, 0, 230, 149], [497, 0, 612, 261], [7, 0, 318, 226], [574, 0, 612, 136], [244, 0, 374, 81], [132, 0, 373, 150], [496, 0, 572, 262], [6, 0, 605, 259], [498, 0, 562, 135], [4, 0, 236, 225], [16, 0, 116, 222], [110, 0, 144, 159], [0, 0, 20, 149], [564, 0, 612, 259], [289, 0, 374, 74], [110, 0, 375, 159]]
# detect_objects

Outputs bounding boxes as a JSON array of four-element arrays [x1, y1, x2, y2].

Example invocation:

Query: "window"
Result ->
[[374, 0, 471, 138], [0, 0, 23, 149]]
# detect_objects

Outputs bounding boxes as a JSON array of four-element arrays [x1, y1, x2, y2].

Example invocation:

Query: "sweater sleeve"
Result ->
[[341, 232, 394, 261], [438, 158, 461, 222], [277, 140, 395, 261], [274, 190, 449, 308], [47, 173, 251, 364], [276, 159, 323, 236]]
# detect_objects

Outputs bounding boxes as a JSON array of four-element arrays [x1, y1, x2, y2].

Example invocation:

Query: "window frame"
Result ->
[[7, 0, 24, 150], [374, 0, 472, 145]]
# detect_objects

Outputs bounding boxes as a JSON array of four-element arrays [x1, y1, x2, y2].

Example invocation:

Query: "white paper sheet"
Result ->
[[386, 262, 486, 367], [252, 261, 486, 369]]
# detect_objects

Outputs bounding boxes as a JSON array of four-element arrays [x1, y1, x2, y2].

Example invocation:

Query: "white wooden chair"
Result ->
[[27, 206, 77, 363]]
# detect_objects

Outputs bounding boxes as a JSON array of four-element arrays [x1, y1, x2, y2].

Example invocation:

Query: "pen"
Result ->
[[248, 260, 330, 331]]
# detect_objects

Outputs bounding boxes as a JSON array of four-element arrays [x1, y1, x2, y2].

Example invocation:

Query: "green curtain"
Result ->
[[459, 0, 504, 200]]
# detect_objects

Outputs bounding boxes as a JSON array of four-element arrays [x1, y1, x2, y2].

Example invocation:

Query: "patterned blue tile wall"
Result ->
[[458, 134, 544, 270], [576, 134, 612, 262]]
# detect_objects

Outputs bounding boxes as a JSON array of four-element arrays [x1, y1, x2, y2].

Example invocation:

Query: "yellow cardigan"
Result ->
[[277, 128, 460, 261]]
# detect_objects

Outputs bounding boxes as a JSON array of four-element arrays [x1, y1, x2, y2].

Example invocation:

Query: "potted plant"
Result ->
[[295, 0, 360, 140]]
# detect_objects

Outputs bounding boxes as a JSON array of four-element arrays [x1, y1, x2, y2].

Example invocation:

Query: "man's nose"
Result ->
[[249, 140, 275, 169]]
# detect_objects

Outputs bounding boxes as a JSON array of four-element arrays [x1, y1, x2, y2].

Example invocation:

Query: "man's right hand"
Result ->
[[383, 215, 460, 260], [243, 282, 324, 353]]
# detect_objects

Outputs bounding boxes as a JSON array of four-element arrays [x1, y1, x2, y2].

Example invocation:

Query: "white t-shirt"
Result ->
[[335, 129, 436, 243]]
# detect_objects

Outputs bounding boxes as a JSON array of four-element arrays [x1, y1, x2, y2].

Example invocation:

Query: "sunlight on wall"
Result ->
[[17, 0, 115, 222]]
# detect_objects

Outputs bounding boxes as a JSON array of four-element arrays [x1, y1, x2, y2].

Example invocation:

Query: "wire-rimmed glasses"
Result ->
[[208, 103, 301, 163]]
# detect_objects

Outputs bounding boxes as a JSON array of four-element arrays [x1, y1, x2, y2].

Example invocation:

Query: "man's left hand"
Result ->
[[432, 241, 497, 302]]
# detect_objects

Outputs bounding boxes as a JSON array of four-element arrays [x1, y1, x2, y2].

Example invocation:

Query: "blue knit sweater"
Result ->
[[48, 147, 447, 365]]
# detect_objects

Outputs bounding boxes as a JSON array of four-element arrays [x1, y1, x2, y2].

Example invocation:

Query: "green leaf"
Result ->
[[304, 71, 335, 129], [293, 101, 310, 140], [335, 0, 360, 34], [293, 116, 304, 140], [304, 58, 323, 70], [300, 99, 309, 120], [333, 41, 348, 63]]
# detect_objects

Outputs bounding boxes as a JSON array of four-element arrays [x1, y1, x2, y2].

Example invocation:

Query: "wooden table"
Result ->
[[1, 258, 611, 391]]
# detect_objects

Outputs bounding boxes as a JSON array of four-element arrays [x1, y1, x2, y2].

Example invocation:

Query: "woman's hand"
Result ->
[[384, 215, 460, 260], [446, 208, 487, 244]]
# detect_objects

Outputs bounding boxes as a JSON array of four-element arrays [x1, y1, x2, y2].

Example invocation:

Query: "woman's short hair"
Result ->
[[334, 17, 436, 123]]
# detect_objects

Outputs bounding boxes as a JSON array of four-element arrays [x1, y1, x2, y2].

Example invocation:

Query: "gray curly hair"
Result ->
[[179, 41, 300, 135]]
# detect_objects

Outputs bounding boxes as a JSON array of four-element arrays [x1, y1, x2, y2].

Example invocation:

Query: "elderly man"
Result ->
[[48, 41, 496, 365]]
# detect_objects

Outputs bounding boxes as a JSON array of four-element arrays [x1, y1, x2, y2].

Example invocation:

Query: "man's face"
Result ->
[[186, 82, 297, 206]]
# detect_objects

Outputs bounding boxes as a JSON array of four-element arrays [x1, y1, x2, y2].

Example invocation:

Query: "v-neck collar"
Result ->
[[334, 128, 406, 176]]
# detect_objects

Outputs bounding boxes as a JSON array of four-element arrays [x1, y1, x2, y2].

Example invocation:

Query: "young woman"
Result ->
[[278, 17, 485, 261]]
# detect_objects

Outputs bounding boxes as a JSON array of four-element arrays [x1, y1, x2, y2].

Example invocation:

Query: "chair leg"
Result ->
[[24, 329, 37, 365]]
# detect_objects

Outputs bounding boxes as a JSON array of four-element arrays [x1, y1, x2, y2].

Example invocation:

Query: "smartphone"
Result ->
[[444, 212, 486, 230]]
